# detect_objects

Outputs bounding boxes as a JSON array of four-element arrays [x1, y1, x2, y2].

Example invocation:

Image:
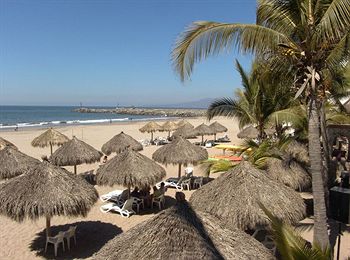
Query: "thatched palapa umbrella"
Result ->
[[172, 124, 197, 139], [237, 125, 258, 139], [139, 121, 162, 142], [0, 161, 98, 237], [194, 123, 215, 145], [101, 131, 143, 155], [0, 137, 17, 150], [96, 148, 166, 195], [265, 158, 311, 191], [190, 161, 305, 230], [31, 128, 69, 155], [160, 121, 178, 137], [177, 119, 193, 128], [50, 136, 102, 174], [92, 193, 273, 260], [209, 121, 227, 140], [0, 147, 40, 180], [152, 136, 208, 178], [285, 140, 309, 165]]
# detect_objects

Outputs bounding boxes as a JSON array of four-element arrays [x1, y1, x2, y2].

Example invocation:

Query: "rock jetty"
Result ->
[[73, 107, 206, 117]]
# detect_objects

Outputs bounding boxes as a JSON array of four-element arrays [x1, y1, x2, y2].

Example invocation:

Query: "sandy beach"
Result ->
[[0, 117, 349, 259]]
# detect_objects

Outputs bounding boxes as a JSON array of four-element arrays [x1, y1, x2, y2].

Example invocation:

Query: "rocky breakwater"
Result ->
[[74, 107, 206, 117]]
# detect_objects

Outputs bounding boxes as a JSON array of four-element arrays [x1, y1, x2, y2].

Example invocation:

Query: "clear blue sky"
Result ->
[[0, 0, 256, 106]]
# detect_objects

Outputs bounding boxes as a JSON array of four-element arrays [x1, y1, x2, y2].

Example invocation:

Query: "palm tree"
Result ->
[[208, 60, 298, 140], [172, 0, 350, 248]]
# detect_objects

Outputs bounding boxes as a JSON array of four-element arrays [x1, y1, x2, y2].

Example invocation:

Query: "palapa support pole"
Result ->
[[178, 164, 182, 179], [46, 216, 51, 237], [168, 131, 171, 138], [74, 164, 77, 174], [50, 142, 53, 155], [127, 185, 131, 199], [214, 134, 217, 141], [151, 132, 154, 143]]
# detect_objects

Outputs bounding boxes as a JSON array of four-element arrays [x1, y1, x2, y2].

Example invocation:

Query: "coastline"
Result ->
[[0, 116, 183, 132]]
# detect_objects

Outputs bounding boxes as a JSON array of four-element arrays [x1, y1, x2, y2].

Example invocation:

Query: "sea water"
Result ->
[[0, 106, 168, 130]]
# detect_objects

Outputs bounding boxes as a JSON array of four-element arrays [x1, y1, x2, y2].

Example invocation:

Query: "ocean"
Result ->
[[0, 106, 168, 130]]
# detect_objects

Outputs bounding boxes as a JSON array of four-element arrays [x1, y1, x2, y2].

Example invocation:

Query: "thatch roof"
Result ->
[[190, 161, 306, 230], [172, 124, 197, 139], [50, 136, 102, 166], [209, 122, 227, 133], [0, 161, 98, 222], [139, 121, 162, 133], [101, 132, 143, 155], [0, 137, 17, 150], [0, 147, 40, 180], [96, 149, 166, 188], [265, 158, 311, 191], [160, 121, 178, 132], [177, 119, 194, 128], [237, 125, 258, 139], [93, 198, 274, 260], [194, 123, 216, 136], [152, 136, 208, 166], [31, 128, 69, 148], [285, 141, 309, 165]]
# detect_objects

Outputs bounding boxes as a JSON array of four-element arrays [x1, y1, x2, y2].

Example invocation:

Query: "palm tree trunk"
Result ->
[[308, 98, 329, 248], [320, 102, 331, 215]]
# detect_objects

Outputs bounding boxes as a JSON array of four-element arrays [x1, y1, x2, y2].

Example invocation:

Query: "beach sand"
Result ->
[[0, 117, 349, 259]]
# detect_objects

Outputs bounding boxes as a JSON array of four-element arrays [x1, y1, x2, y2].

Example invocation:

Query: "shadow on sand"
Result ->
[[29, 220, 122, 259]]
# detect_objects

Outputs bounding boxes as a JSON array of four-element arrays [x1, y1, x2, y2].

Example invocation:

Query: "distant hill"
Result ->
[[149, 98, 216, 109]]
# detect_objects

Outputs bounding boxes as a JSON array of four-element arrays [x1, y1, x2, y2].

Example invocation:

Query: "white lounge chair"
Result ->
[[99, 189, 124, 202], [152, 195, 165, 210], [64, 226, 77, 250], [157, 180, 183, 191], [45, 231, 65, 257], [100, 199, 135, 218]]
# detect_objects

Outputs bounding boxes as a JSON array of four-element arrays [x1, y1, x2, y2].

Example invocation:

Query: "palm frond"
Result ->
[[268, 105, 306, 129], [325, 31, 350, 69], [207, 97, 240, 120], [172, 21, 293, 81], [317, 0, 350, 40], [199, 159, 234, 176], [257, 0, 299, 35]]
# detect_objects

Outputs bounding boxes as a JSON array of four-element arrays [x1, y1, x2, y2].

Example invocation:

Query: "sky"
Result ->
[[0, 0, 257, 106]]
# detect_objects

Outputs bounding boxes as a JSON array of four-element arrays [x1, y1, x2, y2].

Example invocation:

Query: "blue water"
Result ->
[[0, 106, 168, 129]]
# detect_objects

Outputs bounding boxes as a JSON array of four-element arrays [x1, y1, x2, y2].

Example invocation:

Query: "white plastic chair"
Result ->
[[193, 177, 204, 188], [132, 197, 144, 213], [64, 226, 77, 250], [100, 199, 136, 218], [45, 231, 65, 257], [152, 195, 165, 210], [181, 178, 192, 190], [184, 167, 193, 176]]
